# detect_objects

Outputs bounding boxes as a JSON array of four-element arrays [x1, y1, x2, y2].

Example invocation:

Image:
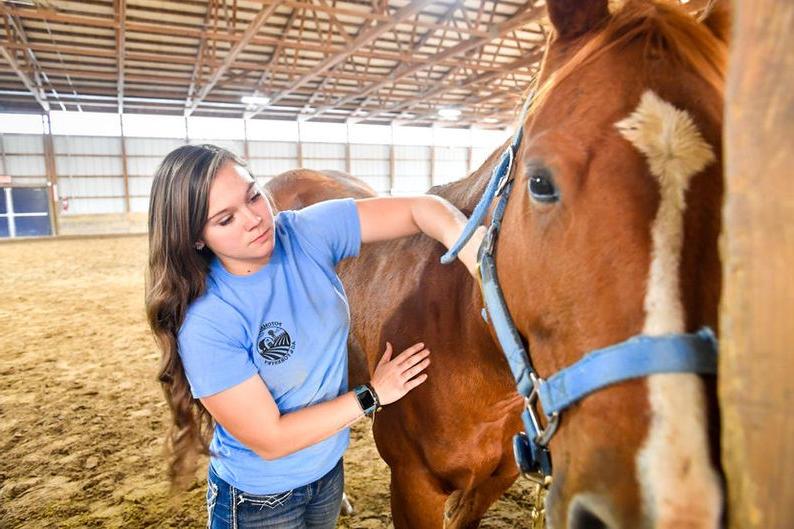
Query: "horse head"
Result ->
[[491, 1, 729, 527]]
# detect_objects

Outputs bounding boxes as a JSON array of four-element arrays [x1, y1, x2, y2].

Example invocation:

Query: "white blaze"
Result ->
[[616, 90, 722, 528]]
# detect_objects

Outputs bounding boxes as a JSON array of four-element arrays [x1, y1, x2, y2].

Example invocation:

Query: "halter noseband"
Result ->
[[441, 98, 718, 483]]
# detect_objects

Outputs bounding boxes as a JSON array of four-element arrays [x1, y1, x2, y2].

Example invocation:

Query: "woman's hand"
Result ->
[[370, 342, 430, 406]]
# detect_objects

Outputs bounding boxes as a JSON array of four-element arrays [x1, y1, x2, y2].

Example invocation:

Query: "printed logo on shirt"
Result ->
[[256, 321, 296, 365]]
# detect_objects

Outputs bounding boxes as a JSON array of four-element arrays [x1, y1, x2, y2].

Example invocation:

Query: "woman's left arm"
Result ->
[[355, 196, 484, 276]]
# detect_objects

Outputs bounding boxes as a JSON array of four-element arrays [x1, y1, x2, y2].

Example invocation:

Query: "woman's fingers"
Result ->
[[395, 342, 426, 364], [402, 358, 430, 380], [378, 342, 393, 366], [404, 373, 429, 391]]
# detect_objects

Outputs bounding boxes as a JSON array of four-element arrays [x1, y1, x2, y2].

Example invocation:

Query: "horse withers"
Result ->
[[267, 1, 730, 528]]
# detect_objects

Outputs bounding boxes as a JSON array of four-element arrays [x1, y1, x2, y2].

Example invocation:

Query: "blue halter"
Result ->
[[440, 99, 718, 482]]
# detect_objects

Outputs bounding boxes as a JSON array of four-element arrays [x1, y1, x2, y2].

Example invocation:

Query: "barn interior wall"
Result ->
[[1, 130, 488, 237]]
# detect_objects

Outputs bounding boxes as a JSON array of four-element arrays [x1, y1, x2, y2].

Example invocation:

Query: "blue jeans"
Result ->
[[206, 459, 344, 529]]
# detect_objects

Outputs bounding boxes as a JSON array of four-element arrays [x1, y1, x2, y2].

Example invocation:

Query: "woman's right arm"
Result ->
[[200, 342, 430, 460]]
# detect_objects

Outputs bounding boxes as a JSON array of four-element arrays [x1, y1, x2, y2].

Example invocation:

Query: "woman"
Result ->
[[146, 144, 481, 529]]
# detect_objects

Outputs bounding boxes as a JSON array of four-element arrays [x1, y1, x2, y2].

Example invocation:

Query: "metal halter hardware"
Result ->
[[440, 98, 719, 483]]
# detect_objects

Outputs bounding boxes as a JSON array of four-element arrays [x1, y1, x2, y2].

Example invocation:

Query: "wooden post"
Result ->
[[42, 112, 59, 235], [119, 114, 131, 214], [243, 119, 251, 162], [721, 1, 794, 527], [430, 144, 436, 187], [296, 122, 304, 167]]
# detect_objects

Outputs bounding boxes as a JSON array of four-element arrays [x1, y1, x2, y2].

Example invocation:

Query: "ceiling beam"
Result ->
[[185, 0, 214, 115], [115, 0, 125, 113], [0, 45, 49, 111], [185, 2, 279, 116], [244, 0, 435, 119], [301, 0, 544, 122], [350, 48, 541, 124]]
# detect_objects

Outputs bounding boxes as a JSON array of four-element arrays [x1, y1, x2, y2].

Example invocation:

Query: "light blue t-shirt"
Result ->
[[177, 198, 361, 494]]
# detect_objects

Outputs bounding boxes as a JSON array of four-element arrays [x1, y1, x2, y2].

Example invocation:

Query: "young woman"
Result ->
[[146, 144, 481, 529]]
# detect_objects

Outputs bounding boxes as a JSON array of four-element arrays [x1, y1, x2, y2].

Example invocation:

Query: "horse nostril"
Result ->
[[570, 503, 610, 529]]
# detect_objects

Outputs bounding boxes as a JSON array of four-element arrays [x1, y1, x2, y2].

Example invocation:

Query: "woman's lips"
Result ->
[[251, 227, 271, 245]]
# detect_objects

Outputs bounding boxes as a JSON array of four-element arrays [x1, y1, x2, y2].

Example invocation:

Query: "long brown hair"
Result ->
[[145, 144, 248, 487]]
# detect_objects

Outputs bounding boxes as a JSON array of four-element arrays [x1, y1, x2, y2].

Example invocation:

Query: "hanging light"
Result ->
[[241, 95, 271, 106], [438, 107, 462, 119]]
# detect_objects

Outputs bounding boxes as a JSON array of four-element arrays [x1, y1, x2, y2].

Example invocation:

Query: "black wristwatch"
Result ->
[[353, 383, 381, 417]]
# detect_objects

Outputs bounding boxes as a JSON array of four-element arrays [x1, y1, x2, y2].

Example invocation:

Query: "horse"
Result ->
[[266, 1, 730, 527]]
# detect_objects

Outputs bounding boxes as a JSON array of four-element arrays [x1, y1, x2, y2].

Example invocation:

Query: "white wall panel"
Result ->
[[125, 138, 185, 156], [58, 176, 124, 197], [394, 145, 429, 159], [130, 197, 150, 213], [128, 176, 153, 195], [12, 176, 48, 186], [2, 134, 44, 154], [127, 156, 162, 176], [302, 143, 345, 158], [351, 144, 388, 158], [65, 198, 124, 214], [248, 158, 297, 177], [56, 156, 122, 176], [302, 158, 346, 171], [248, 141, 297, 158], [471, 148, 493, 169], [350, 159, 389, 177], [435, 147, 468, 161], [359, 176, 390, 194], [70, 136, 122, 155], [433, 161, 469, 185], [391, 177, 430, 194], [5, 156, 46, 176], [395, 160, 430, 179], [189, 139, 244, 156]]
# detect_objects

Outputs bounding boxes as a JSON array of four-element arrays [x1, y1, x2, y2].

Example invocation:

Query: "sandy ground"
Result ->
[[0, 235, 544, 528]]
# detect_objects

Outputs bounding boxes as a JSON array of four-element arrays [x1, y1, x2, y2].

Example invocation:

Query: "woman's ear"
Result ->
[[195, 240, 205, 250]]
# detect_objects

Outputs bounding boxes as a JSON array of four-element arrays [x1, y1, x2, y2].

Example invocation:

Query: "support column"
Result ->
[[722, 0, 794, 527], [42, 113, 59, 235], [119, 114, 130, 214]]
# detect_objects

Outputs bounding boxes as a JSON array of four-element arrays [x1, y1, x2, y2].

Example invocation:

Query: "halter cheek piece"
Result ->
[[441, 98, 718, 484]]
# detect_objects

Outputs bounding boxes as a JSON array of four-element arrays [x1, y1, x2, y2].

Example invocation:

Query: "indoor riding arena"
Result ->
[[1, 1, 791, 529]]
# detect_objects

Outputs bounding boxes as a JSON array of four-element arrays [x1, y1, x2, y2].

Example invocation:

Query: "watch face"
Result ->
[[358, 388, 376, 411]]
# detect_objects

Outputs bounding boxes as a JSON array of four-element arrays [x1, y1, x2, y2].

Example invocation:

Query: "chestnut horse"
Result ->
[[267, 1, 730, 528]]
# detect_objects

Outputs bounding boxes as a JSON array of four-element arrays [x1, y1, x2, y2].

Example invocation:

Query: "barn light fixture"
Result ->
[[438, 107, 462, 119], [241, 95, 271, 106]]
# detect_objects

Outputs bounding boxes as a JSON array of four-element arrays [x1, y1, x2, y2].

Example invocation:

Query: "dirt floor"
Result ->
[[0, 235, 544, 529]]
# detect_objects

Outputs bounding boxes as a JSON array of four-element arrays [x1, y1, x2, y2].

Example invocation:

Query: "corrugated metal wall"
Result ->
[[1, 132, 484, 217]]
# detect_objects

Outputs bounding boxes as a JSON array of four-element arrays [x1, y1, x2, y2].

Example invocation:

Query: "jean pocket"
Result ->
[[206, 479, 219, 529], [237, 489, 294, 510]]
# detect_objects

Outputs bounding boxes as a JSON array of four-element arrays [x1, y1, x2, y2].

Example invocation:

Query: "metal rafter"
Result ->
[[185, 2, 280, 116], [301, 1, 543, 122], [244, 0, 436, 119], [115, 0, 125, 113]]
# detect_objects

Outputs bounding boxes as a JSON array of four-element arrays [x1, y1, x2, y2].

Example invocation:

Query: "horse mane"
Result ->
[[532, 0, 727, 112], [426, 1, 726, 214]]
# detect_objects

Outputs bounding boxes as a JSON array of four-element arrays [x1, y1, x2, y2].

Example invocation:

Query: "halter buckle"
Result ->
[[526, 373, 560, 448]]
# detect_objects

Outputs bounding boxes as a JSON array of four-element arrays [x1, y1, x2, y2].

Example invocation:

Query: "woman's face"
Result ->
[[199, 162, 275, 274]]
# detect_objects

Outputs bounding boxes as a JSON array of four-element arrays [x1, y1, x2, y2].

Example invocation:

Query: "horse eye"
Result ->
[[527, 167, 559, 203]]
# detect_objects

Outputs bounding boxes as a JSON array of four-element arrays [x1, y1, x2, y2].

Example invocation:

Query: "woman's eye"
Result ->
[[528, 167, 559, 203], [249, 192, 261, 203], [218, 216, 233, 226]]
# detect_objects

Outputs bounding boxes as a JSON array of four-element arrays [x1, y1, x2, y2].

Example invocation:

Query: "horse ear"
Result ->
[[700, 0, 731, 45], [546, 0, 610, 40]]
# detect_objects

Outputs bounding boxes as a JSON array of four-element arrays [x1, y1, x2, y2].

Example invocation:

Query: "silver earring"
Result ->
[[195, 242, 205, 250]]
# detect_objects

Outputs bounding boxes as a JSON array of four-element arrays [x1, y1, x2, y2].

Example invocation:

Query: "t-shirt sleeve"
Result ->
[[177, 304, 258, 399], [288, 198, 362, 266]]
